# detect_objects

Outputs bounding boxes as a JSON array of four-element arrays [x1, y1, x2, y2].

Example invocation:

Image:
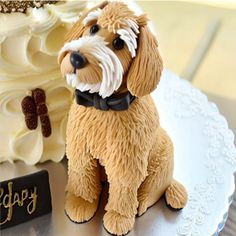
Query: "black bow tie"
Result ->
[[75, 90, 135, 111]]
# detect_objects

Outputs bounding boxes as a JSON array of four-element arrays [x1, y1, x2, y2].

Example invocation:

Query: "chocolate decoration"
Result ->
[[0, 1, 59, 14], [21, 88, 52, 137], [0, 170, 52, 230], [32, 88, 52, 138], [32, 88, 46, 104], [21, 96, 37, 114], [37, 104, 48, 116], [40, 115, 52, 138], [25, 115, 38, 130], [21, 96, 38, 130]]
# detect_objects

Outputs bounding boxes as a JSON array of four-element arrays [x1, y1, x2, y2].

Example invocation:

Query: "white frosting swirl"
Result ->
[[0, 1, 86, 164]]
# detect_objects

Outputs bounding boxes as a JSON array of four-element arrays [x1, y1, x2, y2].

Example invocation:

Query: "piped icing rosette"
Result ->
[[0, 1, 87, 164]]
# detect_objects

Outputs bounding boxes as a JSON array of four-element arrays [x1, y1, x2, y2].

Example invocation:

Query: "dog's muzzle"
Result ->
[[70, 51, 87, 69]]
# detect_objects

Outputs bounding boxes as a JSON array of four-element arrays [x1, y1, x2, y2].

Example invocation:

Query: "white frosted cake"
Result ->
[[0, 1, 87, 164]]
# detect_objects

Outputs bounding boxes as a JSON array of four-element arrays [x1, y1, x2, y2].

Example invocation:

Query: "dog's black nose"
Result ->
[[70, 51, 87, 69]]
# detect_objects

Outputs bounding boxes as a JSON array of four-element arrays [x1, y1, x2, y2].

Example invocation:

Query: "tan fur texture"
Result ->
[[64, 1, 109, 44], [97, 2, 137, 32], [126, 25, 163, 97], [59, 2, 188, 235]]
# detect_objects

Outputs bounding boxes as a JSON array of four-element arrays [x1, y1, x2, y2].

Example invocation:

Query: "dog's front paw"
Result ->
[[103, 210, 135, 236], [65, 192, 99, 223]]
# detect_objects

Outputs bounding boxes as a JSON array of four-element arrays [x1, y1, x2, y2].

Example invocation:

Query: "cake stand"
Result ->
[[1, 70, 236, 236]]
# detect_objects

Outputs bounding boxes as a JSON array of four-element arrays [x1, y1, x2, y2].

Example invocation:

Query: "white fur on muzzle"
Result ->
[[58, 36, 124, 98]]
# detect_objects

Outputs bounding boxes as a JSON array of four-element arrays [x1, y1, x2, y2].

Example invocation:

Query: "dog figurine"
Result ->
[[58, 1, 188, 235]]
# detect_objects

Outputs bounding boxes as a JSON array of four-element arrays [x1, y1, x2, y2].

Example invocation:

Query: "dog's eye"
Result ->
[[90, 24, 99, 35], [113, 37, 125, 50]]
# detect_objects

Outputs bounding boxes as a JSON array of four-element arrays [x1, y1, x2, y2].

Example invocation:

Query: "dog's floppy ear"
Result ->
[[126, 17, 163, 97], [58, 1, 108, 64]]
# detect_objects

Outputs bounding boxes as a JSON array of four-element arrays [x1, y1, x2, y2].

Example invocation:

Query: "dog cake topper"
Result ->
[[59, 2, 188, 235]]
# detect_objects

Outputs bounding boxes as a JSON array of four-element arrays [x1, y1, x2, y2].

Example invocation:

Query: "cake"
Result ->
[[0, 0, 87, 164]]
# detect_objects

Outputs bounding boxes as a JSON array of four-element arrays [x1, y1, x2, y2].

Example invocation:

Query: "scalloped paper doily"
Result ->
[[153, 69, 236, 236]]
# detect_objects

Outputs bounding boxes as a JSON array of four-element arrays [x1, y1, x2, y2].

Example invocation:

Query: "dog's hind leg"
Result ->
[[137, 127, 187, 216]]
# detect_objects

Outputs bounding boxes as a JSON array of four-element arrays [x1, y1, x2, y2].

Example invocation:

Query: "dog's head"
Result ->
[[58, 1, 163, 98]]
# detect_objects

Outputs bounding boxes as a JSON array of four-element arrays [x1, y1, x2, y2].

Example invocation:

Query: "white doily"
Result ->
[[152, 70, 236, 236]]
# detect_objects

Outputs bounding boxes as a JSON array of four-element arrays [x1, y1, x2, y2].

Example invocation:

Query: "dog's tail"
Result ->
[[164, 179, 188, 210]]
